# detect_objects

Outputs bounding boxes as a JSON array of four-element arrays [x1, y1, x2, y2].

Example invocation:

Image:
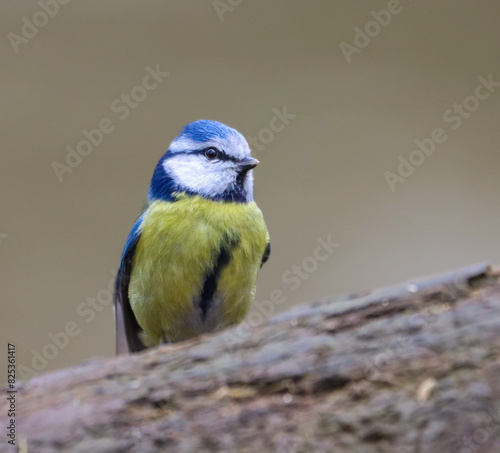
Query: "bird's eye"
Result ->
[[204, 148, 220, 161]]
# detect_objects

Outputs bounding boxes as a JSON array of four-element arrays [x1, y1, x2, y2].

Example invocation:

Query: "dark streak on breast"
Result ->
[[200, 234, 240, 321]]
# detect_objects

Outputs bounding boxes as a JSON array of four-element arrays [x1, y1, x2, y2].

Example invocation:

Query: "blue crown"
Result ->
[[178, 120, 240, 143]]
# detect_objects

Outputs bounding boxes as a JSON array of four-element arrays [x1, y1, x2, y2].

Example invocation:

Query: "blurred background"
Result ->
[[1, 0, 499, 379]]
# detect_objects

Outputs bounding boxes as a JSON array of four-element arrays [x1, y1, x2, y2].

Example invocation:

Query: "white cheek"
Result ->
[[163, 156, 236, 197]]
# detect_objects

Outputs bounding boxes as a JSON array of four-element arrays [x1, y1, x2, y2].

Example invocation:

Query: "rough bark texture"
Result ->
[[2, 263, 500, 453]]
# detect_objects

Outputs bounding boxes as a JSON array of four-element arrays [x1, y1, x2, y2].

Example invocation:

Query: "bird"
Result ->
[[114, 119, 270, 354]]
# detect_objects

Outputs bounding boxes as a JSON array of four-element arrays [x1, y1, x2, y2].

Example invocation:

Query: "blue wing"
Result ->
[[114, 214, 147, 354]]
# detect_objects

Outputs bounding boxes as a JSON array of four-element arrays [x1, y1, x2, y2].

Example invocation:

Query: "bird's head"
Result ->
[[148, 120, 258, 203]]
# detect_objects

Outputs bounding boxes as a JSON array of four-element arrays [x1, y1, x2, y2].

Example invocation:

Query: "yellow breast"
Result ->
[[128, 194, 268, 345]]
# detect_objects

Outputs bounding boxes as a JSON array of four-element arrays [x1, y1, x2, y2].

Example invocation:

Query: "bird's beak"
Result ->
[[238, 157, 259, 173]]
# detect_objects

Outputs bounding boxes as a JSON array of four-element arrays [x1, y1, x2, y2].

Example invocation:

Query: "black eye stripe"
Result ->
[[183, 147, 235, 162], [198, 147, 232, 161]]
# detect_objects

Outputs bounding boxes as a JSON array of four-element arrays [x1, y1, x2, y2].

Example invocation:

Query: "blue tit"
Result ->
[[114, 120, 270, 353]]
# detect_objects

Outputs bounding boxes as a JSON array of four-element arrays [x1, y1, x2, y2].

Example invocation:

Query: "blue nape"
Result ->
[[147, 156, 179, 202]]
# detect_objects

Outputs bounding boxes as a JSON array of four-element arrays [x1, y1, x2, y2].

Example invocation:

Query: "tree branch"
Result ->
[[2, 263, 500, 452]]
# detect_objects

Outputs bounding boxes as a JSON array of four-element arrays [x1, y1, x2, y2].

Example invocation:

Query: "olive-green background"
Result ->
[[2, 1, 500, 380]]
